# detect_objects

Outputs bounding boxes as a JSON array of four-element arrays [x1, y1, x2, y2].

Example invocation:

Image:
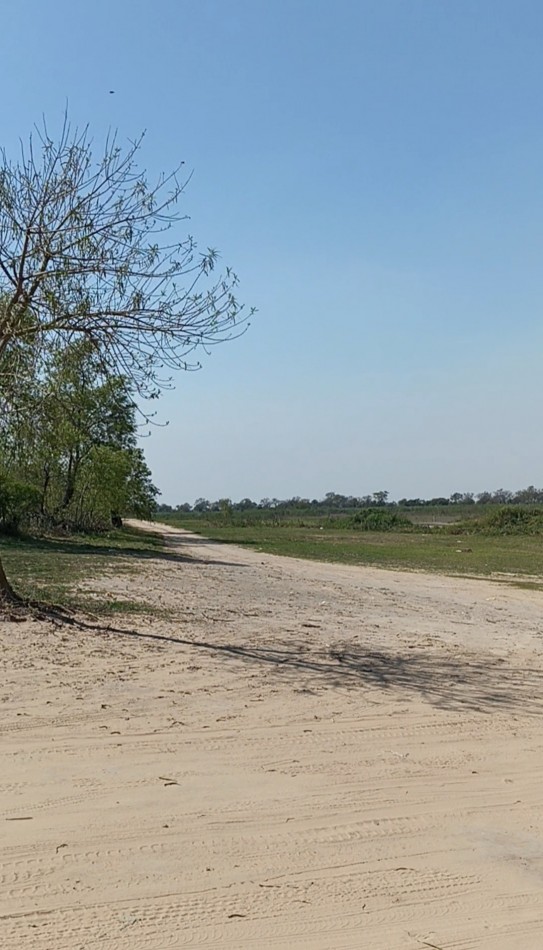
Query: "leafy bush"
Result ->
[[441, 506, 543, 536], [350, 509, 412, 531], [475, 506, 543, 535], [0, 472, 41, 534]]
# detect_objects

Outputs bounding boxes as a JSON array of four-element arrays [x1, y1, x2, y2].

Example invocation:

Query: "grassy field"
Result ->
[[0, 525, 167, 615], [3, 511, 543, 617], [160, 513, 543, 586]]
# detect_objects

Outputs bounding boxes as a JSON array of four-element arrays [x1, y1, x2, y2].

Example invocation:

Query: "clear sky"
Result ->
[[2, 1, 543, 504]]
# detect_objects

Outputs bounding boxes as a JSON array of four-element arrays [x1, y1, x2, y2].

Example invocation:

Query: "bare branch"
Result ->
[[0, 117, 253, 401]]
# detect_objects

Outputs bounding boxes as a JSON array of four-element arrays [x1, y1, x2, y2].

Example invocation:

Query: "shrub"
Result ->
[[0, 472, 41, 534], [442, 505, 543, 536], [477, 505, 543, 535], [350, 509, 412, 532]]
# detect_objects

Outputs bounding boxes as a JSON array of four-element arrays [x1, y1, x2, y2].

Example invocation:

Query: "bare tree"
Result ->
[[0, 116, 253, 607]]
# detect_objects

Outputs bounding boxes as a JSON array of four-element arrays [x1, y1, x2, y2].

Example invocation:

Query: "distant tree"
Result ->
[[513, 485, 543, 504], [218, 498, 233, 518], [491, 489, 513, 505], [372, 490, 389, 506], [236, 497, 257, 511], [324, 492, 346, 509]]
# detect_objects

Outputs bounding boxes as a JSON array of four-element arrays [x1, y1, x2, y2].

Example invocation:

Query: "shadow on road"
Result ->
[[2, 532, 246, 569], [64, 612, 543, 716]]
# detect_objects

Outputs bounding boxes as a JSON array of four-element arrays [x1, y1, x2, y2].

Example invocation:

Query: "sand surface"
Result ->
[[2, 521, 543, 948]]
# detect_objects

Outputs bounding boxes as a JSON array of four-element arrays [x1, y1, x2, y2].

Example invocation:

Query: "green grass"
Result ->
[[5, 514, 543, 617], [0, 525, 168, 615], [161, 515, 543, 582]]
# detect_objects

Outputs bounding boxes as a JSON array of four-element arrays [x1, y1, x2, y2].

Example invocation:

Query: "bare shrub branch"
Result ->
[[0, 116, 253, 398]]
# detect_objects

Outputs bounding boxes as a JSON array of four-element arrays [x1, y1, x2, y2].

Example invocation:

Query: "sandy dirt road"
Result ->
[[2, 521, 543, 949]]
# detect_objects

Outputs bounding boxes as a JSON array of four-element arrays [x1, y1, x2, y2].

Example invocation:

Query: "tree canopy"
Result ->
[[1, 339, 158, 533]]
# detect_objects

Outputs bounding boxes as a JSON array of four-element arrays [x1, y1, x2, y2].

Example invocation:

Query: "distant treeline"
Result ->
[[157, 487, 543, 515]]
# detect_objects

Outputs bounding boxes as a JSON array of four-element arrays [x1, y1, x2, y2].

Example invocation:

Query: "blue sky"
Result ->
[[3, 0, 543, 503]]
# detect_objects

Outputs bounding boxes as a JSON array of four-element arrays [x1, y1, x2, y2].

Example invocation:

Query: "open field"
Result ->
[[2, 520, 543, 948], [160, 513, 543, 585]]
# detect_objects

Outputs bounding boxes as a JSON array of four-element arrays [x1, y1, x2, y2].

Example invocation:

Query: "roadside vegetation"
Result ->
[[158, 501, 543, 585]]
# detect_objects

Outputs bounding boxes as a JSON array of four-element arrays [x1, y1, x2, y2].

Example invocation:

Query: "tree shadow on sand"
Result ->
[[57, 612, 543, 716]]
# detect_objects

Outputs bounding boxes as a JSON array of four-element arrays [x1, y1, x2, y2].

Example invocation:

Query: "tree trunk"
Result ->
[[0, 553, 65, 622], [0, 555, 27, 618], [41, 464, 51, 516], [0, 554, 20, 607], [61, 450, 80, 511], [0, 556, 14, 595], [62, 474, 76, 509]]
